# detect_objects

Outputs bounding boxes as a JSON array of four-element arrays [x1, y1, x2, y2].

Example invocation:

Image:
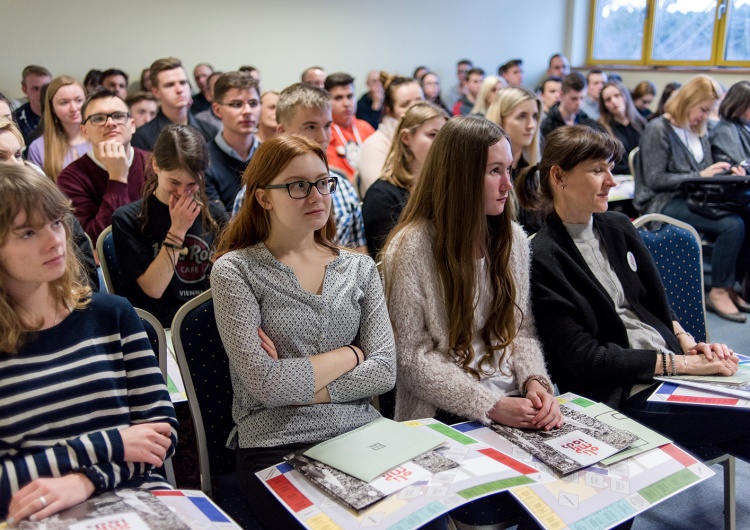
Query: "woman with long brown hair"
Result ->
[[598, 80, 647, 174], [382, 115, 561, 526], [112, 124, 227, 327], [27, 76, 90, 182], [211, 134, 396, 529]]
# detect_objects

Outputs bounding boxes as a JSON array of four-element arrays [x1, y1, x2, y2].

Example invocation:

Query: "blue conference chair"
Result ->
[[96, 226, 126, 296]]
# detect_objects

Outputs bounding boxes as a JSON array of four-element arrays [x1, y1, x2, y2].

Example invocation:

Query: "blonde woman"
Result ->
[[27, 76, 90, 182], [471, 75, 505, 116]]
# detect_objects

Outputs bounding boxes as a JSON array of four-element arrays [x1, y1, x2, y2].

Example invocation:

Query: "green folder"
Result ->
[[303, 417, 445, 482]]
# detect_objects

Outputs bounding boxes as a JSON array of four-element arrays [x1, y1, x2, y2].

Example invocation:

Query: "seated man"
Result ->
[[537, 76, 562, 121], [498, 59, 524, 87], [581, 69, 607, 120], [540, 72, 601, 138], [446, 59, 472, 110], [546, 53, 570, 77], [132, 57, 217, 151], [453, 67, 484, 116], [324, 72, 375, 179], [125, 92, 158, 129], [191, 63, 214, 114], [301, 66, 326, 89], [57, 89, 149, 242], [12, 65, 51, 147], [194, 71, 223, 132], [233, 83, 367, 253], [101, 69, 129, 99], [356, 70, 383, 129], [205, 72, 260, 212]]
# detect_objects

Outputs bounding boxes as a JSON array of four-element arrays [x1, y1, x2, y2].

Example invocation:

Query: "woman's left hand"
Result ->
[[526, 380, 564, 430], [685, 342, 735, 362], [258, 328, 277, 359], [7, 474, 95, 524]]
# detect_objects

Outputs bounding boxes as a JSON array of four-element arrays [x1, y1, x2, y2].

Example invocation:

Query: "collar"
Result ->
[[87, 145, 135, 170], [215, 132, 258, 162]]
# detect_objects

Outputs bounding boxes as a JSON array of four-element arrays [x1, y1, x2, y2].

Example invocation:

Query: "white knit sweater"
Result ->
[[384, 221, 553, 424]]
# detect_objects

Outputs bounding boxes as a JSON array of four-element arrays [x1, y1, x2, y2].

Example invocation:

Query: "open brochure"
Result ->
[[302, 417, 446, 482], [284, 447, 458, 511], [489, 407, 638, 474]]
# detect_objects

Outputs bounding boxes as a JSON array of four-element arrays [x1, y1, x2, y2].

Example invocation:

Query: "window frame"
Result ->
[[587, 0, 748, 68]]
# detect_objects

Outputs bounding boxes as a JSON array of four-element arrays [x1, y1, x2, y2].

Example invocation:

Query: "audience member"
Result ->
[[546, 53, 570, 77], [112, 124, 227, 327], [486, 87, 544, 234], [537, 76, 562, 119], [257, 90, 279, 143], [238, 66, 261, 87], [125, 91, 158, 129], [710, 80, 750, 166], [233, 83, 367, 253], [412, 66, 429, 80], [652, 82, 681, 120], [301, 66, 326, 89], [632, 80, 657, 119], [358, 74, 422, 195], [540, 72, 600, 137], [420, 72, 451, 114], [57, 89, 149, 242], [0, 117, 99, 290], [635, 75, 749, 322], [194, 71, 223, 132], [382, 115, 561, 527], [140, 68, 153, 92], [362, 100, 448, 257], [446, 58, 472, 110], [0, 93, 12, 122], [324, 72, 375, 179], [132, 57, 217, 151], [100, 69, 129, 99], [13, 65, 51, 146], [27, 75, 90, 181], [356, 70, 384, 129], [471, 75, 505, 117], [598, 80, 647, 174], [211, 134, 396, 529], [204, 72, 261, 212], [83, 69, 103, 95], [525, 125, 750, 463], [498, 59, 524, 87], [0, 164, 177, 523], [581, 69, 607, 120], [191, 63, 214, 114], [453, 67, 484, 116]]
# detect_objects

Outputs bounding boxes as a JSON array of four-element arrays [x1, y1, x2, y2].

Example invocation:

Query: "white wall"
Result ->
[[1, 0, 568, 100]]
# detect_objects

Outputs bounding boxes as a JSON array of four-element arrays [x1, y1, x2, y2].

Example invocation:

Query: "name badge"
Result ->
[[627, 251, 637, 272]]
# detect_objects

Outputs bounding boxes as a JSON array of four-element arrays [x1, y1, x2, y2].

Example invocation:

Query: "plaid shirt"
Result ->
[[232, 171, 366, 249]]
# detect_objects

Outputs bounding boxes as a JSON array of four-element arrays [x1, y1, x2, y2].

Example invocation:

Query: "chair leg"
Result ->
[[722, 456, 736, 530]]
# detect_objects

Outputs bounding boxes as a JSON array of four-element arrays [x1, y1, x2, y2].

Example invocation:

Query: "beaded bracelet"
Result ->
[[661, 351, 668, 376]]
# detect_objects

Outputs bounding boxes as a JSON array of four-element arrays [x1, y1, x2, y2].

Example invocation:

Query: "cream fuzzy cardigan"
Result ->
[[384, 221, 553, 424]]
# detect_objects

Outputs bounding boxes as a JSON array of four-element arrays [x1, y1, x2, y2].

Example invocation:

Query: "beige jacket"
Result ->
[[384, 221, 552, 423]]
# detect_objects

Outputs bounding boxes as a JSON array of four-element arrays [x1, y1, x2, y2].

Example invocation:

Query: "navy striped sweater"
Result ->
[[0, 293, 178, 517]]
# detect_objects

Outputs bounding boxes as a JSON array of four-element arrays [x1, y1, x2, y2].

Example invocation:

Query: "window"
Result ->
[[589, 0, 750, 67]]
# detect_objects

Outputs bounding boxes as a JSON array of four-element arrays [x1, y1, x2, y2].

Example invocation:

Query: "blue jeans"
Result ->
[[662, 198, 747, 288]]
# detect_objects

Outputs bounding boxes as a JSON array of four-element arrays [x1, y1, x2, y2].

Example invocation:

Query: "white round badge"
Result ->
[[627, 251, 637, 272]]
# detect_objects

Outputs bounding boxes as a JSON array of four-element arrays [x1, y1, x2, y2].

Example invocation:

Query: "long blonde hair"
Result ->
[[42, 75, 84, 182], [0, 165, 90, 354], [471, 76, 504, 116], [486, 87, 542, 168], [664, 75, 721, 135], [383, 116, 519, 379], [380, 101, 448, 190]]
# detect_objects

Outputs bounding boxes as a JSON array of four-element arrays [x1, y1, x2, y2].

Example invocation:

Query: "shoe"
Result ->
[[729, 291, 750, 313], [706, 297, 747, 323]]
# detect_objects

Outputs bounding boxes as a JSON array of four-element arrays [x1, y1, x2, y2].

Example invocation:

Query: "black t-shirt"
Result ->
[[111, 194, 228, 327]]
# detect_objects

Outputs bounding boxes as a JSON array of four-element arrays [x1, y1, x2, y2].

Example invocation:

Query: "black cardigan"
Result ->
[[530, 211, 681, 408]]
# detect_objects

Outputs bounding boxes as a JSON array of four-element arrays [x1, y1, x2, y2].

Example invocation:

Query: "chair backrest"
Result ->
[[171, 290, 236, 496], [96, 226, 125, 295], [632, 213, 708, 343], [628, 146, 640, 178], [133, 307, 176, 488]]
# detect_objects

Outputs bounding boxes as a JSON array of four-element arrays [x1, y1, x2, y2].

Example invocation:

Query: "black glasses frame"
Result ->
[[82, 112, 131, 126], [261, 176, 338, 199]]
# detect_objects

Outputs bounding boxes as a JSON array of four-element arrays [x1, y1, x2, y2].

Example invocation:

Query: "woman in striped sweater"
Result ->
[[0, 164, 178, 524]]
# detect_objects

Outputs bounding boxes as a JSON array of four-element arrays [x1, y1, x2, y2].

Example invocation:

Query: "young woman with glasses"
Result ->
[[211, 134, 397, 529], [112, 124, 227, 327]]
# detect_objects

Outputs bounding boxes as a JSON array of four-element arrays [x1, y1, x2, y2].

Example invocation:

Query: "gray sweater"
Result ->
[[709, 118, 750, 166], [634, 117, 713, 214]]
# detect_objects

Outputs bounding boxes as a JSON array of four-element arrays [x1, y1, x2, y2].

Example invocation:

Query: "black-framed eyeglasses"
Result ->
[[83, 112, 131, 126], [261, 176, 338, 199]]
